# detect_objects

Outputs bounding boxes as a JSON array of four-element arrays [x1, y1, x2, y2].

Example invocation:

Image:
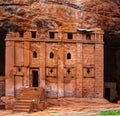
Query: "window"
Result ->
[[19, 31, 24, 37], [67, 53, 71, 59], [50, 69, 53, 74], [67, 69, 71, 74], [86, 33, 91, 40], [67, 33, 73, 39], [31, 31, 36, 38], [87, 68, 90, 74], [49, 32, 55, 39], [33, 51, 37, 58], [18, 67, 21, 72], [50, 52, 54, 59]]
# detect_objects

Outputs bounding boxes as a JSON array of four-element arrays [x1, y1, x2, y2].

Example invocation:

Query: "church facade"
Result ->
[[5, 27, 104, 98]]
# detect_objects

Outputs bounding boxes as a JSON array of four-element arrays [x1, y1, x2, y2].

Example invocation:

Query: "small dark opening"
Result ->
[[0, 28, 7, 76], [67, 33, 73, 39], [31, 31, 36, 38], [67, 53, 71, 59], [67, 69, 71, 74], [18, 67, 21, 72], [19, 31, 24, 37], [105, 88, 110, 101], [86, 33, 91, 40], [32, 70, 39, 87], [50, 69, 53, 74], [87, 68, 90, 74], [50, 52, 54, 59], [33, 51, 37, 58], [49, 32, 55, 39]]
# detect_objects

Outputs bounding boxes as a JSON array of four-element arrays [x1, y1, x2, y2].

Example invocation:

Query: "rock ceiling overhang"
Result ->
[[0, 0, 120, 38]]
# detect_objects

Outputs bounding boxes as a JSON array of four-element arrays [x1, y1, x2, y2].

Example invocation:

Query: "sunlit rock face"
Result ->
[[0, 0, 120, 38]]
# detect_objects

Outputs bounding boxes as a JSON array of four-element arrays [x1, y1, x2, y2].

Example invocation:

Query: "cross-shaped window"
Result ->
[[67, 69, 71, 74], [50, 69, 53, 74], [87, 68, 90, 74]]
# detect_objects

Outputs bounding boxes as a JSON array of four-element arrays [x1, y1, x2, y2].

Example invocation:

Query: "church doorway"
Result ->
[[30, 69, 39, 88]]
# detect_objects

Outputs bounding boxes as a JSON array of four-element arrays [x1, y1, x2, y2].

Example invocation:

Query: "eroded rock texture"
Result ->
[[0, 0, 119, 37]]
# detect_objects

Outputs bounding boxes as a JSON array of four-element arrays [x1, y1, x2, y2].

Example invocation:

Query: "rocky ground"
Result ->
[[1, 98, 120, 116]]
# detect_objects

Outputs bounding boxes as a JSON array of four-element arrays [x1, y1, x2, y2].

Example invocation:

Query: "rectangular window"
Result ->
[[49, 32, 55, 39], [86, 33, 91, 40], [67, 33, 73, 39], [31, 31, 36, 38], [19, 31, 24, 37]]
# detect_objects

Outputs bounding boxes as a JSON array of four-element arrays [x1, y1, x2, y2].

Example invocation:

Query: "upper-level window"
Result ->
[[33, 51, 37, 58], [49, 32, 55, 39], [86, 33, 91, 40], [19, 31, 24, 37], [67, 53, 71, 59], [67, 33, 73, 39], [50, 52, 54, 59], [31, 31, 36, 38]]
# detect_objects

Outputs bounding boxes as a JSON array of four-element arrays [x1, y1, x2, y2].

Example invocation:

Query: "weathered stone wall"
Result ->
[[5, 28, 104, 98]]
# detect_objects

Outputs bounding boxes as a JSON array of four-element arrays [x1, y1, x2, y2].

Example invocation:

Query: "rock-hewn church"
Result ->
[[5, 27, 104, 98]]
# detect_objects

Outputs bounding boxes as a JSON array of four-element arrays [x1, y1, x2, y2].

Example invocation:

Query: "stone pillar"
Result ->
[[94, 43, 104, 98], [23, 42, 30, 87], [5, 41, 15, 96], [58, 43, 64, 97], [76, 43, 83, 97], [40, 42, 45, 88]]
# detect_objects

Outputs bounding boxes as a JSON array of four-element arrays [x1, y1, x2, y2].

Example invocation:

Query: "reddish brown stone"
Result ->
[[5, 27, 104, 99]]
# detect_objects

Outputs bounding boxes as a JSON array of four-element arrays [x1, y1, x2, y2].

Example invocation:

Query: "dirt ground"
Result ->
[[0, 98, 120, 116]]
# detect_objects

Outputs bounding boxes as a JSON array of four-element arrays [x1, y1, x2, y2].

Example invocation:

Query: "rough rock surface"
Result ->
[[0, 0, 120, 38], [1, 98, 120, 116]]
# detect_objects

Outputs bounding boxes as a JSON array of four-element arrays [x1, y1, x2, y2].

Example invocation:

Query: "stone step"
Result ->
[[13, 88, 45, 113], [14, 106, 31, 109], [13, 108, 30, 113], [13, 99, 33, 113], [15, 99, 33, 102]]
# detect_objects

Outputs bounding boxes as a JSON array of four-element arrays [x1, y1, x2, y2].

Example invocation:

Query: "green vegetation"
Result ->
[[100, 110, 120, 115], [49, 110, 58, 115]]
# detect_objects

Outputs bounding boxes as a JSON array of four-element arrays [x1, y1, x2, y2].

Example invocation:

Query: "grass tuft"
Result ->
[[100, 110, 120, 115]]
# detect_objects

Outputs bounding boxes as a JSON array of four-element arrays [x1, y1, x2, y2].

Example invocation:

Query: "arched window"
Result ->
[[67, 53, 71, 59], [50, 52, 54, 59], [33, 51, 37, 58]]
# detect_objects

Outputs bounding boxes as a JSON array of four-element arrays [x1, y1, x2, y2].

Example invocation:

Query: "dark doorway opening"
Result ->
[[0, 28, 7, 76], [32, 70, 39, 87], [105, 88, 110, 101]]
